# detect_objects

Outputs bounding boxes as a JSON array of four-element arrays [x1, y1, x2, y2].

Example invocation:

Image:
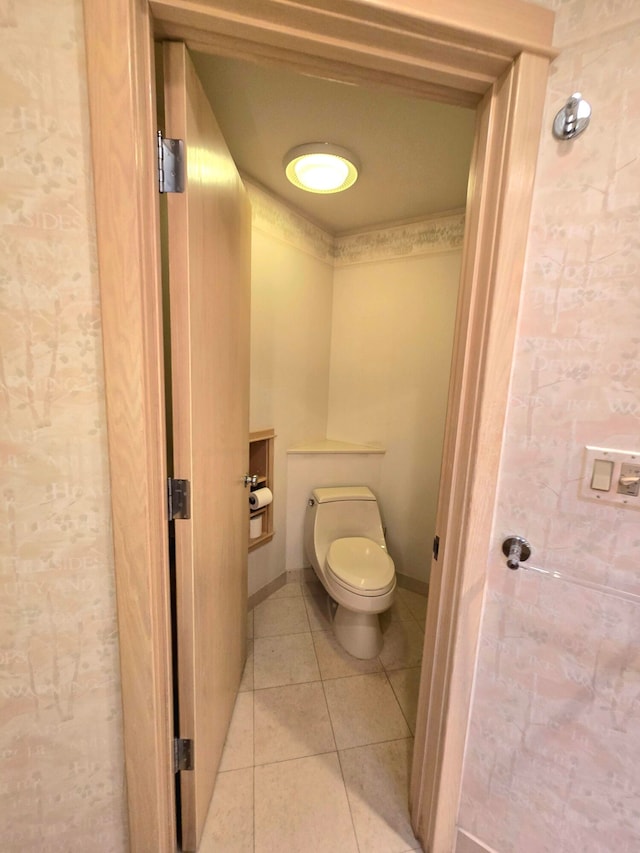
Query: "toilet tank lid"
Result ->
[[312, 486, 376, 504]]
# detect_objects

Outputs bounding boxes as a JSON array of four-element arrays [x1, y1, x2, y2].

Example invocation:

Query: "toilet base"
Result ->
[[333, 605, 383, 659]]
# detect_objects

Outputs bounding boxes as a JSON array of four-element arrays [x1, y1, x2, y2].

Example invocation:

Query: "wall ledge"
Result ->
[[288, 438, 386, 454]]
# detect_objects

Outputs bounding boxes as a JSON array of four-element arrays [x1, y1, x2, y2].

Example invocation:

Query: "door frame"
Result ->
[[82, 1, 555, 851]]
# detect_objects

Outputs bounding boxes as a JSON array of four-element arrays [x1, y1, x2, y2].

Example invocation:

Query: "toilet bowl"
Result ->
[[304, 486, 396, 659]]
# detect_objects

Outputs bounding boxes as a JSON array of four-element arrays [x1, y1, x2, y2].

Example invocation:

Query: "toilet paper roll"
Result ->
[[249, 515, 263, 539], [249, 487, 273, 510]]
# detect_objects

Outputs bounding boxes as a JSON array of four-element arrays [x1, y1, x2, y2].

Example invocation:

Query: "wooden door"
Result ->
[[163, 41, 250, 852]]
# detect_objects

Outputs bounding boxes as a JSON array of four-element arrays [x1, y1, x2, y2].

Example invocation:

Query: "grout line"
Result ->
[[319, 669, 338, 749], [253, 747, 339, 770], [313, 625, 352, 842], [252, 675, 323, 693], [387, 672, 416, 736], [315, 667, 384, 683], [337, 734, 415, 756], [336, 746, 362, 853], [252, 687, 256, 852], [321, 670, 387, 686], [380, 666, 408, 726], [253, 627, 313, 639]]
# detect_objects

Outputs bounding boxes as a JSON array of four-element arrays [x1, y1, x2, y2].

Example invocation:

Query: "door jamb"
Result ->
[[82, 2, 555, 851]]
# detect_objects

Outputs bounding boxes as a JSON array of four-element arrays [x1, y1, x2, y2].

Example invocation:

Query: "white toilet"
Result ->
[[304, 486, 396, 659]]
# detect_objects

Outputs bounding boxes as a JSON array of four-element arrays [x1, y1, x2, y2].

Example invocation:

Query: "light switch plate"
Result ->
[[591, 458, 614, 491], [580, 446, 640, 509]]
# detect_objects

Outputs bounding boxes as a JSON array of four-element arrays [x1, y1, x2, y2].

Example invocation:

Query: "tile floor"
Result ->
[[198, 578, 427, 852]]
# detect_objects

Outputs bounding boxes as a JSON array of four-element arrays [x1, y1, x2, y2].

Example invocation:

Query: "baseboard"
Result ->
[[248, 572, 286, 610], [249, 567, 427, 609], [284, 567, 313, 584], [456, 829, 500, 853], [285, 568, 304, 583], [286, 566, 316, 583], [396, 572, 429, 597]]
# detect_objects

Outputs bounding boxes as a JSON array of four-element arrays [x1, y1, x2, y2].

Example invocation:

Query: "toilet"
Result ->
[[304, 486, 396, 659]]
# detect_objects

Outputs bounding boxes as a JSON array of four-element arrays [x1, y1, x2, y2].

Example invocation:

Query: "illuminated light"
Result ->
[[284, 143, 359, 194]]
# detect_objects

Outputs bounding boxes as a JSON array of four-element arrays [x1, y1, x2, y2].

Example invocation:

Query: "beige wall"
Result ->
[[248, 184, 462, 589], [458, 2, 640, 851], [328, 224, 462, 580], [0, 1, 127, 851], [247, 183, 334, 594]]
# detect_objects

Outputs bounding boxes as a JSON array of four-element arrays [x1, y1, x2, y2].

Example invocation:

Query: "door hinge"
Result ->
[[173, 738, 194, 772], [168, 478, 191, 520], [157, 130, 185, 194], [433, 535, 440, 561]]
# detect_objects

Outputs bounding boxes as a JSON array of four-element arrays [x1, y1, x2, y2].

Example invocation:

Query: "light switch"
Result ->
[[582, 446, 640, 509], [617, 462, 640, 496], [591, 458, 614, 491]]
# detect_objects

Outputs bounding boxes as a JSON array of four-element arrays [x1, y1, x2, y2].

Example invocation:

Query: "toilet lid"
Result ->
[[327, 537, 395, 593]]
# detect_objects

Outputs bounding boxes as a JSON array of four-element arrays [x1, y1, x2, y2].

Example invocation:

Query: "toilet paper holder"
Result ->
[[502, 536, 532, 570]]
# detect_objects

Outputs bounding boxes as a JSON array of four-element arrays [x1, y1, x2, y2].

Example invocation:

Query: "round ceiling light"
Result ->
[[283, 143, 360, 194]]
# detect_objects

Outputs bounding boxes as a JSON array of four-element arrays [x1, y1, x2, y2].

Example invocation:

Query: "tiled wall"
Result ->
[[0, 1, 127, 850], [458, 2, 640, 851]]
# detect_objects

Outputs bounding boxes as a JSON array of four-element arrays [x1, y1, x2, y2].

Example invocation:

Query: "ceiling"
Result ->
[[191, 53, 477, 236]]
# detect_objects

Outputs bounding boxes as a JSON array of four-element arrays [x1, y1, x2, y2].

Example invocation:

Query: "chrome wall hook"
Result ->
[[553, 93, 591, 140], [502, 536, 532, 570]]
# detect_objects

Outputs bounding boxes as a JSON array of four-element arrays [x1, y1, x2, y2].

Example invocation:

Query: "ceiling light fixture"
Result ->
[[283, 143, 360, 194]]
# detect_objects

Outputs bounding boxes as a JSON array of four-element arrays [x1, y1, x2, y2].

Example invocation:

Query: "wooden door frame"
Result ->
[[82, 2, 555, 851]]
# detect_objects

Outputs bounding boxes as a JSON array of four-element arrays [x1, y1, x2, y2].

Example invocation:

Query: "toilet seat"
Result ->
[[326, 537, 395, 596]]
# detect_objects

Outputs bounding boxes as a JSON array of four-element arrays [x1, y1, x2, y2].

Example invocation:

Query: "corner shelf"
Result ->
[[249, 428, 275, 551]]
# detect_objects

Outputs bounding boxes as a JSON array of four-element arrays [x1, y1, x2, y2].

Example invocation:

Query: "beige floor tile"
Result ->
[[267, 581, 303, 599], [238, 639, 254, 692], [219, 690, 254, 771], [386, 593, 414, 622], [253, 632, 320, 689], [323, 672, 410, 749], [396, 587, 428, 622], [302, 567, 317, 583], [254, 753, 358, 853], [199, 766, 254, 852], [312, 629, 382, 680], [379, 619, 425, 671], [254, 595, 310, 638], [387, 666, 421, 734], [304, 591, 334, 631], [339, 738, 421, 852], [302, 577, 324, 597], [247, 609, 254, 639], [254, 681, 335, 765]]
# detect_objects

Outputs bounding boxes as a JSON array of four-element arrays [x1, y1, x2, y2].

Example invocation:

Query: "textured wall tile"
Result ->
[[460, 5, 640, 852]]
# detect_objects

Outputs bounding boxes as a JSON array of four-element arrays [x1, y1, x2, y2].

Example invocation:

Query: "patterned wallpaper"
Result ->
[[333, 211, 465, 266], [0, 1, 127, 850], [246, 180, 335, 264], [459, 2, 640, 851], [247, 179, 465, 266]]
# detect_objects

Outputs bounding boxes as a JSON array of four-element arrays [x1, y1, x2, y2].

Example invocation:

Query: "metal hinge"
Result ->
[[168, 478, 191, 520], [433, 535, 440, 561], [157, 131, 185, 193], [173, 738, 194, 772]]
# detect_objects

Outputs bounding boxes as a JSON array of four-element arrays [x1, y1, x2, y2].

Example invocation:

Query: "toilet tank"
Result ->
[[304, 486, 388, 570]]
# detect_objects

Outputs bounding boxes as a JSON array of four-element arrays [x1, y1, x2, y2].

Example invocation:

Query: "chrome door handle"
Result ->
[[243, 474, 258, 488]]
